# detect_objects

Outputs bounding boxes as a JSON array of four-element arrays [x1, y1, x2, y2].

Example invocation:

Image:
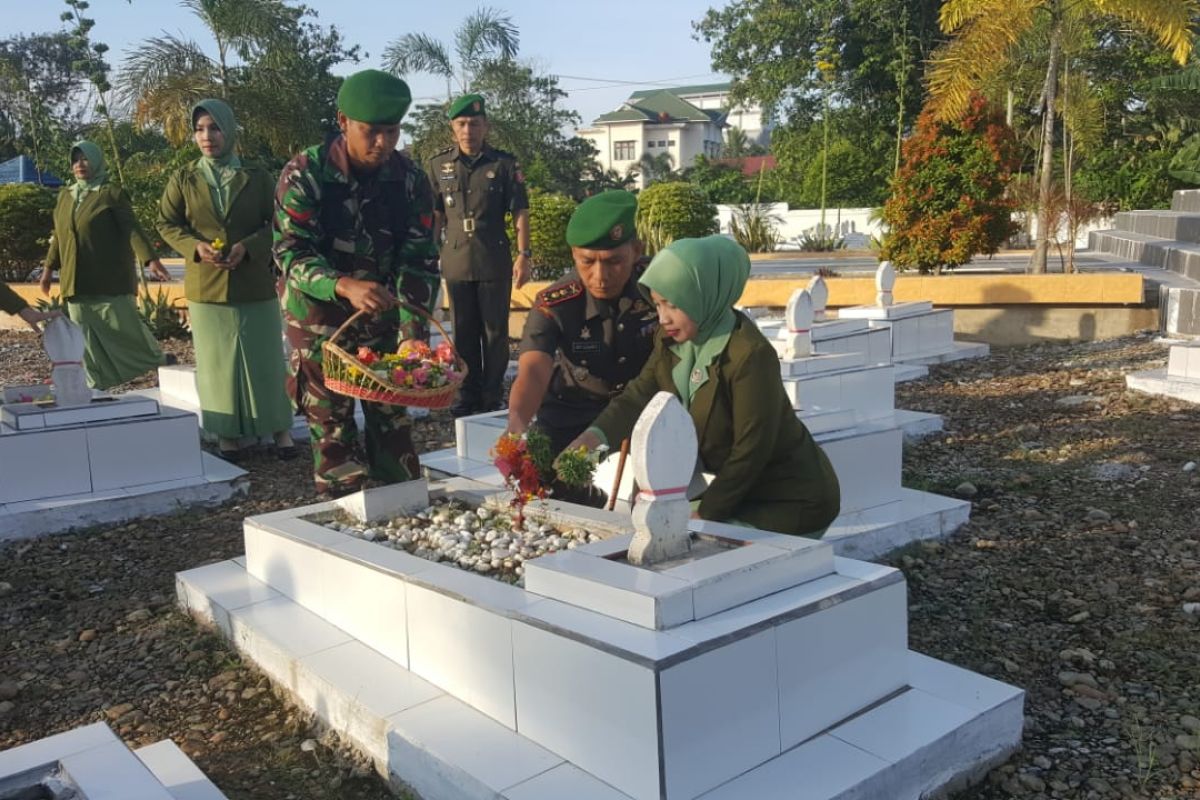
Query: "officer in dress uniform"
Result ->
[[505, 191, 658, 505], [427, 94, 530, 417]]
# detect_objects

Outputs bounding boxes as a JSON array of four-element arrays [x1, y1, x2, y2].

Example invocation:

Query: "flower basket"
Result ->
[[322, 305, 466, 409]]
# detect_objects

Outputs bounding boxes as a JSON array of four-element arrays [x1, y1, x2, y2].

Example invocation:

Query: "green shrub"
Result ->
[[881, 95, 1019, 274], [137, 287, 189, 341], [635, 181, 718, 255], [796, 230, 847, 252], [0, 184, 56, 283], [729, 204, 782, 253], [509, 189, 577, 281]]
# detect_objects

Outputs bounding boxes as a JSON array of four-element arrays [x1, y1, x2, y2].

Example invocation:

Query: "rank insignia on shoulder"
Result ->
[[536, 281, 583, 308]]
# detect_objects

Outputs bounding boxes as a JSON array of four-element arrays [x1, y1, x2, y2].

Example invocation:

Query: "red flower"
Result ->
[[356, 346, 379, 365]]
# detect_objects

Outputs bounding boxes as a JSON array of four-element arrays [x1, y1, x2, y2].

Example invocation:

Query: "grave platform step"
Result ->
[[135, 740, 229, 800], [1126, 367, 1200, 404], [0, 452, 246, 540], [1089, 230, 1200, 282], [895, 340, 990, 367], [1172, 189, 1200, 213], [1114, 209, 1200, 243], [177, 560, 1020, 800]]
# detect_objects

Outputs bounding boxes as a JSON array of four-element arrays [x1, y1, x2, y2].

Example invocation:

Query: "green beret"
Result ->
[[337, 69, 411, 124], [566, 190, 638, 249], [448, 93, 486, 119]]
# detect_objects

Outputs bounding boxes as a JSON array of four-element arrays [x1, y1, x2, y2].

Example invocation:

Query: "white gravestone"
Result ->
[[42, 317, 91, 406], [807, 274, 829, 321], [627, 392, 696, 566], [782, 289, 814, 360], [876, 261, 896, 307]]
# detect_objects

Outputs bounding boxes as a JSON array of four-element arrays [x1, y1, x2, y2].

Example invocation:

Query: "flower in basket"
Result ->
[[398, 339, 432, 360], [356, 346, 380, 366], [410, 365, 432, 388], [392, 366, 408, 384], [434, 340, 455, 364]]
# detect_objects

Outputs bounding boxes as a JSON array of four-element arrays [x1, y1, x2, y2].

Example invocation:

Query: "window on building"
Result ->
[[667, 140, 675, 148], [614, 141, 636, 160], [658, 140, 668, 147]]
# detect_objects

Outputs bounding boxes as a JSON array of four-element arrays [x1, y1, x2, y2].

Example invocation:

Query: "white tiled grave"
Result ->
[[177, 479, 1022, 800], [836, 263, 990, 366], [177, 477, 1023, 800], [1126, 342, 1200, 403], [0, 397, 246, 540], [433, 403, 967, 561], [0, 722, 227, 800]]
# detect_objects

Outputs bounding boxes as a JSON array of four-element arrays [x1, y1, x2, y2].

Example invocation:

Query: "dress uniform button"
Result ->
[[617, 323, 624, 331], [618, 356, 626, 363]]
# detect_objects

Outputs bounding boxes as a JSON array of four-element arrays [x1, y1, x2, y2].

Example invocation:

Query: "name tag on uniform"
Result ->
[[572, 340, 601, 354]]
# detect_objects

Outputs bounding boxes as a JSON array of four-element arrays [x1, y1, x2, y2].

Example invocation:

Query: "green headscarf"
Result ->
[[639, 235, 752, 408], [191, 99, 241, 217], [69, 140, 107, 206]]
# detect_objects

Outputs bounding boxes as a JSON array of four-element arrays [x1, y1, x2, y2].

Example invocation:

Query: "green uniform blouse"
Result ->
[[592, 312, 841, 536], [157, 161, 276, 303], [44, 185, 157, 300], [0, 281, 28, 314]]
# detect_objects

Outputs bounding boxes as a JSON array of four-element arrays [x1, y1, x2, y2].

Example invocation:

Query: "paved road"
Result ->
[[749, 251, 1128, 276]]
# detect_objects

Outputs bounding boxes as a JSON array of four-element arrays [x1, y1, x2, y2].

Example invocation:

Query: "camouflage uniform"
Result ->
[[274, 135, 439, 494]]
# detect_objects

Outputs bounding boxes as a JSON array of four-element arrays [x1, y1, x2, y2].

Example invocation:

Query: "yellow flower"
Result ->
[[211, 237, 225, 251]]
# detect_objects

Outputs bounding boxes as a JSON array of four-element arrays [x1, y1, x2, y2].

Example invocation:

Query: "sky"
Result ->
[[7, 0, 730, 136]]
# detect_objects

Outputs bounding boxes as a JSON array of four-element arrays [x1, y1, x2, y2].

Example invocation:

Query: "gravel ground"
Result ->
[[1, 328, 1199, 799]]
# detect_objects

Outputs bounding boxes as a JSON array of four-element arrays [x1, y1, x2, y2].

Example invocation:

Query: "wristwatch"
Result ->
[[519, 248, 532, 257]]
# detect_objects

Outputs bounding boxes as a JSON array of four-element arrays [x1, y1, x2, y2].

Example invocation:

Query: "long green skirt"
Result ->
[[189, 298, 293, 439], [67, 295, 164, 390]]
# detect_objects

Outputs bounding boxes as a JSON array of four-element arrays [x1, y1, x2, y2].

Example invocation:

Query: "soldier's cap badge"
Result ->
[[472, 101, 481, 112], [609, 223, 624, 241]]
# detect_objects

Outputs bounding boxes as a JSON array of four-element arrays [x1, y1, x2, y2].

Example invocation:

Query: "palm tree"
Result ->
[[638, 152, 676, 185], [382, 6, 519, 100], [117, 0, 285, 145], [927, 0, 1195, 273], [723, 126, 749, 158]]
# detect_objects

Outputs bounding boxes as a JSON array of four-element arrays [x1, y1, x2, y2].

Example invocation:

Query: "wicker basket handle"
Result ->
[[330, 303, 458, 362]]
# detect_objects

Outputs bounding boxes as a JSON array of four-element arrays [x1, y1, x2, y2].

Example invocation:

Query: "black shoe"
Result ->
[[276, 445, 298, 461], [163, 353, 178, 366], [217, 447, 242, 463], [450, 400, 478, 418]]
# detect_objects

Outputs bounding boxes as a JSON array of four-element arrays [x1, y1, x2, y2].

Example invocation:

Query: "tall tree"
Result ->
[[382, 6, 519, 99], [62, 0, 125, 181], [0, 33, 83, 173], [117, 0, 292, 146], [927, 0, 1195, 273]]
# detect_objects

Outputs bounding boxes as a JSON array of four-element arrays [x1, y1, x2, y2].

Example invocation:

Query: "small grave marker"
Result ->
[[628, 392, 695, 566]]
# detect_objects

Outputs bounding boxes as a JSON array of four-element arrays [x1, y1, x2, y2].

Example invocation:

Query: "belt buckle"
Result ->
[[463, 218, 476, 233]]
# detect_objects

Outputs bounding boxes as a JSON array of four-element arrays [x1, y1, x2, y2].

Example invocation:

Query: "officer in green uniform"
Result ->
[[427, 94, 530, 417], [506, 191, 658, 495]]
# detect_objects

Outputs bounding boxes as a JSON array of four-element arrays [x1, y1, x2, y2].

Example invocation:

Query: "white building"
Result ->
[[578, 88, 728, 190], [661, 83, 773, 146]]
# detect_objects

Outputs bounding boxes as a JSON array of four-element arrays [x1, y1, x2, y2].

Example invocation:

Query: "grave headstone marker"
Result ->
[[876, 261, 896, 307], [628, 392, 695, 566], [807, 274, 829, 321], [782, 289, 814, 360]]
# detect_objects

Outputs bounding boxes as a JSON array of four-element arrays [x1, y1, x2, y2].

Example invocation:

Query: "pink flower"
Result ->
[[411, 366, 431, 387], [392, 367, 407, 384], [435, 341, 455, 364]]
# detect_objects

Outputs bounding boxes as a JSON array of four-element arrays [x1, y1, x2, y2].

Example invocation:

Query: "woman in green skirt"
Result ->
[[158, 99, 295, 460], [41, 140, 172, 388]]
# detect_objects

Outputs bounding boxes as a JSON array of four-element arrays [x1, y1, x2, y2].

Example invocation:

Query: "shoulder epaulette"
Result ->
[[433, 146, 455, 157], [536, 280, 584, 308]]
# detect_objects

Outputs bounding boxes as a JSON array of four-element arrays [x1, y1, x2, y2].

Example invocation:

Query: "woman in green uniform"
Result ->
[[1, 282, 60, 332], [568, 235, 840, 537], [40, 140, 171, 388], [157, 99, 294, 460]]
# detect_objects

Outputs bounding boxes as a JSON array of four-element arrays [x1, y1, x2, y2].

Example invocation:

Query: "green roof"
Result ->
[[628, 82, 732, 99], [592, 89, 726, 126]]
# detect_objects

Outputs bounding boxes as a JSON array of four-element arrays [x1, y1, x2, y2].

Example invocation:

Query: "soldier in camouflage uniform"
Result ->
[[274, 69, 439, 497], [505, 191, 657, 505]]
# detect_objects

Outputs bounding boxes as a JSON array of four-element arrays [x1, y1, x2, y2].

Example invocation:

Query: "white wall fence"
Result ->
[[715, 204, 1114, 250]]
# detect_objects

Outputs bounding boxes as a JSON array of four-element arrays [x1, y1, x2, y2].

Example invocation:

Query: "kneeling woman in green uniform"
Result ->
[[567, 235, 840, 537]]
